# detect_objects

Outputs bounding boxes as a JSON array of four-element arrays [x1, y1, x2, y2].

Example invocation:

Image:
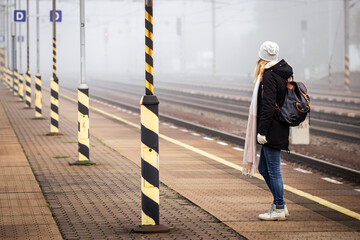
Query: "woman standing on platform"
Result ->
[[243, 41, 292, 221]]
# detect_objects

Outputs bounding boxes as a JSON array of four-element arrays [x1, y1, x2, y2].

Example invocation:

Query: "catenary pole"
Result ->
[[34, 0, 42, 118], [48, 0, 60, 135], [71, 0, 95, 166], [17, 0, 23, 101], [133, 0, 169, 233]]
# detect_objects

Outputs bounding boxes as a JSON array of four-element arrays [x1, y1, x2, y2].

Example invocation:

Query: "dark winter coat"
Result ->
[[257, 59, 293, 150]]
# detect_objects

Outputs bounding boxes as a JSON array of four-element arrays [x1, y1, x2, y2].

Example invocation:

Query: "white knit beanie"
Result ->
[[258, 41, 279, 61]]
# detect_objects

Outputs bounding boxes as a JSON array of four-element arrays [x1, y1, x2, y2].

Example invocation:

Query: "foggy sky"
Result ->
[[1, 0, 359, 86]]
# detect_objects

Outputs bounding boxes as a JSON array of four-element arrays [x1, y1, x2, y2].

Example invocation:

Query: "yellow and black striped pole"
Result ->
[[18, 72, 24, 101], [344, 0, 350, 91], [0, 49, 4, 83], [34, 74, 42, 118], [71, 0, 95, 166], [7, 68, 11, 88], [133, 0, 169, 233], [71, 86, 95, 165], [47, 0, 61, 136], [13, 69, 19, 96], [344, 53, 350, 91], [5, 68, 10, 88], [25, 71, 31, 107]]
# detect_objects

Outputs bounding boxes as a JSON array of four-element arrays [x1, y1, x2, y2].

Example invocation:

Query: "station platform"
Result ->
[[1, 82, 360, 240]]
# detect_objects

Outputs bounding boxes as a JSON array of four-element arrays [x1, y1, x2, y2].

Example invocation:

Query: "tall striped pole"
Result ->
[[34, 0, 42, 119], [34, 74, 42, 118], [18, 72, 24, 101], [48, 0, 61, 135], [0, 49, 4, 84], [13, 68, 18, 96], [344, 0, 350, 91], [71, 0, 94, 166], [133, 0, 169, 233], [25, 0, 31, 108], [25, 71, 31, 107]]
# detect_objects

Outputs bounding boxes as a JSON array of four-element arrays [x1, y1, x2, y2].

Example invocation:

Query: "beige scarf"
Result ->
[[242, 60, 278, 176], [242, 76, 260, 176]]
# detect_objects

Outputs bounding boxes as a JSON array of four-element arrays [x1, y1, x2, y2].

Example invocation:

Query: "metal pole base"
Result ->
[[23, 107, 33, 109], [70, 160, 96, 166], [32, 117, 45, 120], [45, 132, 63, 136], [132, 225, 170, 233]]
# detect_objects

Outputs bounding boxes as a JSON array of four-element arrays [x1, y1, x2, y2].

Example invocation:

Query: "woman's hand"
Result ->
[[257, 133, 268, 144]]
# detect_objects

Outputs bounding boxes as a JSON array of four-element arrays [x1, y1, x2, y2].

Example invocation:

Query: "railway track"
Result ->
[[84, 92, 360, 184], [60, 80, 360, 183], [88, 81, 360, 144]]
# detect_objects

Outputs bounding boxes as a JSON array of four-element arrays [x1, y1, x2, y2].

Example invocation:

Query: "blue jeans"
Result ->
[[258, 145, 285, 209]]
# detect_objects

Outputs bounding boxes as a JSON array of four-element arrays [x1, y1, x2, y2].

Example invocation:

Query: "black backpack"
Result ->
[[276, 76, 311, 127]]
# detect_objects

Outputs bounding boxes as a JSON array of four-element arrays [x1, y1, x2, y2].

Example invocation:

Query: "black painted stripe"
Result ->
[[26, 92, 30, 97], [142, 193, 159, 225], [25, 100, 30, 106], [78, 142, 89, 159], [145, 71, 153, 84], [145, 88, 153, 95], [146, 53, 153, 67], [51, 118, 58, 128], [51, 104, 58, 114], [141, 125, 158, 153], [145, 37, 153, 50], [26, 81, 31, 87], [141, 158, 159, 188], [35, 84, 41, 91], [35, 107, 41, 114], [51, 89, 58, 99], [78, 101, 88, 116], [145, 6, 152, 16]]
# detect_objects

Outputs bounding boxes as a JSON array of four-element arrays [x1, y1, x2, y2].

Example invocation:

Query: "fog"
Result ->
[[1, 0, 360, 88]]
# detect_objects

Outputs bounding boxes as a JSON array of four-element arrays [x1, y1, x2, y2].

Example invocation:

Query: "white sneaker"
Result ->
[[270, 203, 290, 217], [284, 205, 289, 217], [258, 205, 286, 221]]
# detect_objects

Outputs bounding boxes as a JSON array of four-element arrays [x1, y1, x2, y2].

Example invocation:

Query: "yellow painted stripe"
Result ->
[[145, 29, 153, 41], [142, 178, 159, 204], [78, 90, 88, 106], [145, 80, 154, 93], [141, 105, 158, 133], [145, 62, 153, 75], [145, 45, 153, 57], [141, 143, 158, 169], [142, 211, 155, 225], [50, 111, 59, 121], [78, 151, 88, 161], [55, 89, 360, 221], [50, 125, 59, 133], [145, 11, 153, 23]]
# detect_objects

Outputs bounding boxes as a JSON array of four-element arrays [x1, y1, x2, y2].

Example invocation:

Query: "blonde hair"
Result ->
[[254, 58, 270, 82]]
